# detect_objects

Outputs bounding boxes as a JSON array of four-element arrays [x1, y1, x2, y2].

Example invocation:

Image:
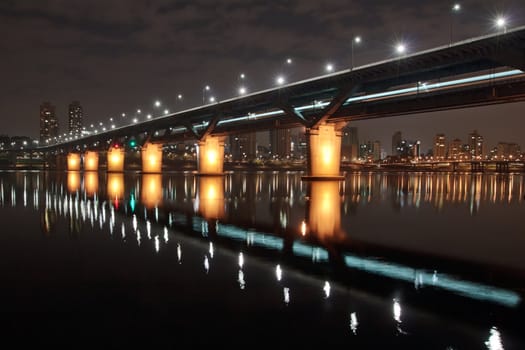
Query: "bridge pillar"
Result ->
[[107, 146, 125, 172], [67, 153, 81, 171], [197, 136, 225, 175], [84, 151, 99, 171], [141, 142, 163, 173], [305, 123, 343, 179]]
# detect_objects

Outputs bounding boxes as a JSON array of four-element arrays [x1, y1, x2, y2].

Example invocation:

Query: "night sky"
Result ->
[[1, 0, 524, 153]]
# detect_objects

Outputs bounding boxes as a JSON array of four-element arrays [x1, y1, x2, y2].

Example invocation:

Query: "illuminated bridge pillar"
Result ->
[[83, 151, 99, 171], [67, 153, 81, 171], [141, 142, 163, 173], [197, 136, 225, 175], [107, 146, 125, 172], [305, 123, 343, 179]]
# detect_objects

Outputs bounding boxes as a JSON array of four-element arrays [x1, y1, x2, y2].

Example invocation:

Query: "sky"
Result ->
[[1, 0, 525, 154]]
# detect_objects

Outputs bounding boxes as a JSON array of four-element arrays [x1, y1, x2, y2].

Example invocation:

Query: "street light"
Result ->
[[238, 86, 247, 95], [396, 43, 406, 55], [450, 3, 461, 45], [276, 75, 285, 86], [286, 58, 292, 65], [154, 100, 161, 108], [351, 35, 361, 70], [177, 94, 183, 100], [495, 16, 507, 33], [209, 96, 216, 103], [325, 63, 334, 72]]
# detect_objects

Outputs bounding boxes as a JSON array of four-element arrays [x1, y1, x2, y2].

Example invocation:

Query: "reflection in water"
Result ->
[[197, 176, 225, 220], [275, 264, 282, 281], [84, 171, 98, 197], [0, 170, 523, 345], [485, 327, 504, 350], [307, 180, 343, 240], [67, 171, 80, 193], [141, 174, 162, 209], [350, 312, 358, 335], [283, 287, 290, 305], [323, 281, 331, 298], [107, 173, 124, 208]]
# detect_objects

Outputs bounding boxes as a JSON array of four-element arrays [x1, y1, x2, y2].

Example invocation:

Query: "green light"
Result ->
[[129, 139, 137, 148]]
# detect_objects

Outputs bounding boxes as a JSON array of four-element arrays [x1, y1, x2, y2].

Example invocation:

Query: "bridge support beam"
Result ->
[[67, 153, 81, 171], [141, 142, 163, 173], [304, 123, 343, 179], [197, 136, 225, 175], [107, 146, 125, 172], [84, 151, 99, 171]]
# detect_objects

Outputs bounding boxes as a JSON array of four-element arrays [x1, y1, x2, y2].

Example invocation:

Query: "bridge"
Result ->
[[37, 26, 525, 177]]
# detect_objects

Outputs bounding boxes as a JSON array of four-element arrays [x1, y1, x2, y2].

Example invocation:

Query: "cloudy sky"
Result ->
[[1, 0, 524, 153]]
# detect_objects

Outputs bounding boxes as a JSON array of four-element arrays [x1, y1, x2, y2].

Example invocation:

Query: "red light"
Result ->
[[114, 143, 119, 149]]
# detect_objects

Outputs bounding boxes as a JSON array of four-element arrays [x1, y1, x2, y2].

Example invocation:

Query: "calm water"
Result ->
[[0, 170, 523, 347]]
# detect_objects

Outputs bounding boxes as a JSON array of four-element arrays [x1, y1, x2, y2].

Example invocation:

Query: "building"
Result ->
[[229, 132, 256, 161], [447, 138, 462, 159], [68, 101, 83, 136], [496, 142, 521, 160], [434, 134, 446, 159], [372, 140, 381, 161], [468, 130, 484, 159], [341, 125, 359, 161], [39, 102, 59, 143], [270, 128, 291, 159], [392, 131, 402, 155]]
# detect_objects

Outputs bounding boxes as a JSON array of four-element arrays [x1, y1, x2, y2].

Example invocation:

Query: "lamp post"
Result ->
[[351, 35, 361, 70], [203, 85, 210, 104], [449, 3, 461, 46], [496, 16, 507, 33]]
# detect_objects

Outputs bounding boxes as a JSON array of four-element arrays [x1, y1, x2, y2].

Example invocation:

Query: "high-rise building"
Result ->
[[392, 131, 402, 155], [496, 142, 521, 160], [68, 101, 83, 136], [39, 102, 59, 143], [372, 140, 381, 161], [434, 134, 446, 159], [270, 128, 291, 159], [448, 138, 462, 159], [229, 132, 256, 161], [468, 130, 484, 159], [341, 125, 359, 161]]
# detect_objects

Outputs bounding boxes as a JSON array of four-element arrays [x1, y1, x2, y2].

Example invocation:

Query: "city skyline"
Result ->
[[1, 1, 525, 150]]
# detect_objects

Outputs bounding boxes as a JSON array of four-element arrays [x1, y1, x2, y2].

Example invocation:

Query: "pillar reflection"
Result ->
[[107, 173, 124, 208], [306, 180, 343, 241], [84, 171, 99, 197], [141, 174, 162, 209], [197, 176, 225, 220], [67, 171, 81, 193]]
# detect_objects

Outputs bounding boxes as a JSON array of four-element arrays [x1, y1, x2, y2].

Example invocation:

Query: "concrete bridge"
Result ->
[[36, 26, 525, 178]]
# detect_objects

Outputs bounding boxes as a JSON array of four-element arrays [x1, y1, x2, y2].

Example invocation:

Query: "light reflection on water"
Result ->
[[0, 170, 523, 346]]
